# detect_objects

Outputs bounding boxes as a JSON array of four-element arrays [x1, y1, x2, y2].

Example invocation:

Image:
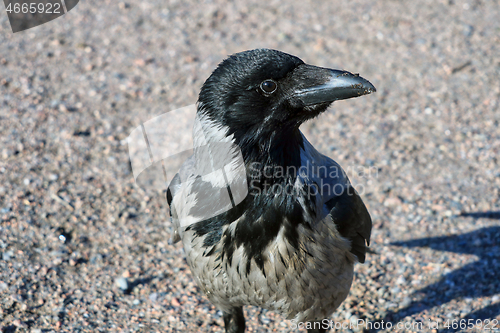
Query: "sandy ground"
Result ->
[[1, 0, 499, 332]]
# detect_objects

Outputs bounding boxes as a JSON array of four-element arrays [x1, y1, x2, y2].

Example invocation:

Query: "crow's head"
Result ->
[[198, 49, 375, 144]]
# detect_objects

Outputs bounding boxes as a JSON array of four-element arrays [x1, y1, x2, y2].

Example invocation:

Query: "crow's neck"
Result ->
[[196, 111, 304, 184], [236, 127, 304, 189]]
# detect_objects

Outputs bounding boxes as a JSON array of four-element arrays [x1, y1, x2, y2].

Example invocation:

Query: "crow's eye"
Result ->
[[260, 80, 277, 94]]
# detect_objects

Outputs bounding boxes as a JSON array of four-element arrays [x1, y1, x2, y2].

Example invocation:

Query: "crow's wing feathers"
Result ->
[[325, 185, 372, 263], [300, 136, 372, 263]]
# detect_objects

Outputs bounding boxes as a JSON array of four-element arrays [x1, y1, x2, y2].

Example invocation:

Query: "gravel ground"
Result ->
[[1, 0, 499, 332]]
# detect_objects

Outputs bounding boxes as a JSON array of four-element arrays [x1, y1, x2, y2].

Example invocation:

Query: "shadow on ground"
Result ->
[[374, 212, 500, 332]]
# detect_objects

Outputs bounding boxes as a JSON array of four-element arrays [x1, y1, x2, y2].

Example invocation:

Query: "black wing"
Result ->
[[325, 185, 372, 263]]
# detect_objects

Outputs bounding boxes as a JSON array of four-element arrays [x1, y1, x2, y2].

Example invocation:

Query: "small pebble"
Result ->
[[13, 319, 27, 328], [400, 296, 412, 308], [391, 287, 401, 294], [171, 297, 180, 307], [396, 276, 407, 285], [11, 294, 23, 302], [115, 277, 129, 291], [405, 254, 415, 264], [2, 251, 13, 261], [149, 292, 158, 302]]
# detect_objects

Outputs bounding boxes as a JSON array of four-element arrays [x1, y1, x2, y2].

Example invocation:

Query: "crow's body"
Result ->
[[167, 49, 375, 332]]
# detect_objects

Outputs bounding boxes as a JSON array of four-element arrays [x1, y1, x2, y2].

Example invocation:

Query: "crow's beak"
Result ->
[[292, 68, 376, 106]]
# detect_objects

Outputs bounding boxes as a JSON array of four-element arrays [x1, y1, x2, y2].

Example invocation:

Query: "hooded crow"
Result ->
[[167, 49, 375, 333]]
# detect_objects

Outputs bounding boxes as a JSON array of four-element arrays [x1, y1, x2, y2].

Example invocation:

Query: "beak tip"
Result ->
[[360, 80, 376, 95], [340, 70, 376, 97]]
